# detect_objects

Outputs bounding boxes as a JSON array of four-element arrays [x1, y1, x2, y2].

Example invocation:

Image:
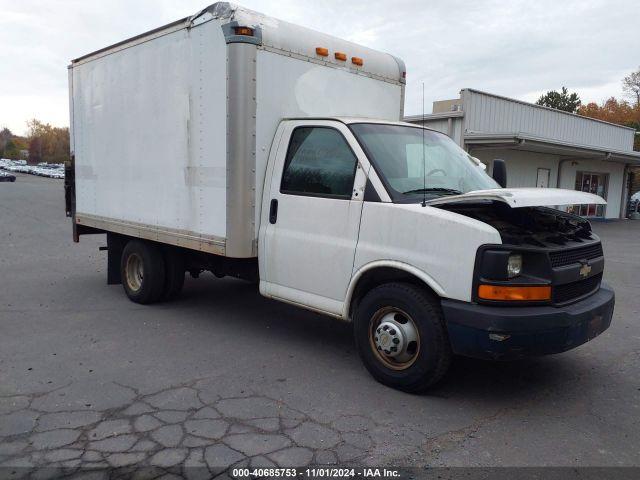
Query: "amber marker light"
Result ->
[[234, 26, 254, 36], [478, 285, 551, 301], [335, 52, 347, 61], [351, 56, 364, 66], [316, 47, 329, 57]]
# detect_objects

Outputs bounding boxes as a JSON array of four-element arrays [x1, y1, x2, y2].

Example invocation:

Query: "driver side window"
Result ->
[[280, 127, 358, 199]]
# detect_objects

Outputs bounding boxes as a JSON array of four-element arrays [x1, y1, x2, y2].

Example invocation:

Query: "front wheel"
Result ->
[[353, 282, 451, 393]]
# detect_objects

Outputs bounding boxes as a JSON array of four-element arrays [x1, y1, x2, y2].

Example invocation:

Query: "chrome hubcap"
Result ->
[[125, 253, 144, 292], [370, 308, 420, 370]]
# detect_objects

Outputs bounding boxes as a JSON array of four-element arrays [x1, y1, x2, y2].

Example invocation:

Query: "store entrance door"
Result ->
[[574, 171, 608, 217]]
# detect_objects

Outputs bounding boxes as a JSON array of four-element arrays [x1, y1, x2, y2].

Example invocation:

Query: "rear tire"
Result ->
[[354, 282, 451, 393], [120, 240, 165, 304], [161, 248, 185, 301]]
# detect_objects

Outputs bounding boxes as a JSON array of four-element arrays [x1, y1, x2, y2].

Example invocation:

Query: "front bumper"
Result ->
[[441, 282, 615, 360]]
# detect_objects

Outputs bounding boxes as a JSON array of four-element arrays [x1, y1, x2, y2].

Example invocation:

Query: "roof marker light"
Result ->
[[316, 47, 329, 57], [335, 52, 347, 61], [351, 57, 363, 66], [234, 26, 254, 36]]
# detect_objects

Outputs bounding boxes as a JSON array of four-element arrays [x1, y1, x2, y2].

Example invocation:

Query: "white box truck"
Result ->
[[66, 2, 615, 392]]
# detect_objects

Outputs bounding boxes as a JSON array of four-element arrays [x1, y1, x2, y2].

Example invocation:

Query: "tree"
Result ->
[[536, 87, 582, 113], [28, 136, 43, 164], [0, 127, 12, 144], [26, 119, 70, 164], [3, 139, 20, 159], [622, 67, 640, 107], [0, 127, 12, 157], [0, 127, 30, 159]]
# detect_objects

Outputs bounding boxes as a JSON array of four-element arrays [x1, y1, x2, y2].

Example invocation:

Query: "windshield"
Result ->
[[350, 123, 500, 200]]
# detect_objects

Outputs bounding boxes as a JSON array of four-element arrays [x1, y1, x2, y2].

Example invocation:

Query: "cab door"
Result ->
[[260, 121, 367, 316]]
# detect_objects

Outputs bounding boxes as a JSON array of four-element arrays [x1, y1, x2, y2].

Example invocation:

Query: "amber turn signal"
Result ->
[[351, 56, 363, 66], [478, 285, 551, 301], [335, 52, 347, 61], [234, 26, 254, 36], [316, 47, 329, 57]]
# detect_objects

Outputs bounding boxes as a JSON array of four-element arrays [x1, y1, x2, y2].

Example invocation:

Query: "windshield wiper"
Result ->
[[402, 187, 463, 196]]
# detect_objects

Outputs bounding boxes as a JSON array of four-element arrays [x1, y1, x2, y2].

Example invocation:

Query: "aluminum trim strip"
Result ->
[[75, 213, 226, 256], [257, 45, 403, 86]]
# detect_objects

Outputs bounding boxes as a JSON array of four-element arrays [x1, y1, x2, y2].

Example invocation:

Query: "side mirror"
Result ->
[[492, 159, 507, 188]]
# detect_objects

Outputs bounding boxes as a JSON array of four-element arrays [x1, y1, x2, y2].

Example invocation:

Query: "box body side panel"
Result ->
[[254, 49, 402, 228], [72, 20, 227, 241]]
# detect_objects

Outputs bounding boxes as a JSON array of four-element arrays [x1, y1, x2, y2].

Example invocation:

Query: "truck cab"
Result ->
[[258, 117, 615, 391]]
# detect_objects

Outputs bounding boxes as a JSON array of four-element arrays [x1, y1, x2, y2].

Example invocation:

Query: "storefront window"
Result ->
[[571, 171, 608, 218]]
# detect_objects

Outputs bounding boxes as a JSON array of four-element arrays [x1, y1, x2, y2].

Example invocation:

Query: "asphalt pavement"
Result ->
[[1, 173, 639, 477]]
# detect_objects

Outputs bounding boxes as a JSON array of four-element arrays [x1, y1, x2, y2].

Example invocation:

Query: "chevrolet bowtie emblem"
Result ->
[[579, 263, 592, 278]]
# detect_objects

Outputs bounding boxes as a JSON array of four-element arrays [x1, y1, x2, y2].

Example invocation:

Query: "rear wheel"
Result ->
[[354, 282, 451, 392], [121, 240, 165, 304], [161, 248, 185, 300]]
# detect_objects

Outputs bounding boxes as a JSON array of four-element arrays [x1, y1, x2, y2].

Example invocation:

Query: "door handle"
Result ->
[[269, 199, 278, 224]]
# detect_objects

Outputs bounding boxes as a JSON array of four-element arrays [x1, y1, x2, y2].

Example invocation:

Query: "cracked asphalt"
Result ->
[[1, 173, 639, 477]]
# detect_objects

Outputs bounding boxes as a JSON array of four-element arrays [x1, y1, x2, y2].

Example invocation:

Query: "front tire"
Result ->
[[121, 240, 165, 304], [354, 282, 451, 393]]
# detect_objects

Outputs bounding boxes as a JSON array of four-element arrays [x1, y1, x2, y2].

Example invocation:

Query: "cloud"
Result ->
[[0, 0, 637, 134]]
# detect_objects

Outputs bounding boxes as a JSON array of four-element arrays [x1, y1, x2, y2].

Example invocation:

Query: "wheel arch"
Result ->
[[344, 261, 446, 321]]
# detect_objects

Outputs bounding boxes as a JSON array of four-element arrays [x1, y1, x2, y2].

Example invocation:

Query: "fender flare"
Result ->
[[342, 260, 447, 319]]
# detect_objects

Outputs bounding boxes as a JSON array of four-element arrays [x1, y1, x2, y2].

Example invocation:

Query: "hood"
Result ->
[[424, 188, 606, 209]]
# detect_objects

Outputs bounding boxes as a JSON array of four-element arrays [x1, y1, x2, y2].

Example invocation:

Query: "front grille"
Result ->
[[549, 243, 603, 268], [553, 273, 602, 304]]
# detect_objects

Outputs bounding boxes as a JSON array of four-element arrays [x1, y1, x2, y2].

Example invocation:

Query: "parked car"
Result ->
[[0, 159, 64, 179], [0, 171, 16, 182], [628, 191, 640, 217]]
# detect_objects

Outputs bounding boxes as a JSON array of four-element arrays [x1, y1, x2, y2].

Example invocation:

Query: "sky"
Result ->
[[0, 0, 638, 136]]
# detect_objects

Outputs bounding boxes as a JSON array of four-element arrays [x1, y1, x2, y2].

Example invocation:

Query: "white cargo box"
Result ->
[[69, 2, 405, 257]]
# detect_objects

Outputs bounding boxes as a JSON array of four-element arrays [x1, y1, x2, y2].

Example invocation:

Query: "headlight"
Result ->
[[507, 253, 522, 278]]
